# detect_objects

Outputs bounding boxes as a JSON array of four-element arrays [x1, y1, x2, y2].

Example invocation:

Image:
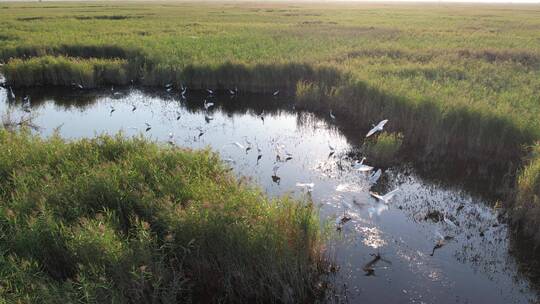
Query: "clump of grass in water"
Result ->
[[0, 129, 328, 303], [513, 143, 540, 246], [363, 132, 403, 167], [3, 56, 131, 88]]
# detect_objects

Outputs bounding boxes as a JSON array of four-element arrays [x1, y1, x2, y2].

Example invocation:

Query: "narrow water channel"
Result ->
[[0, 86, 537, 303]]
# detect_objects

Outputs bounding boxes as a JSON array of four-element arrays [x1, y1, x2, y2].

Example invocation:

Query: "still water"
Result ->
[[0, 86, 537, 303]]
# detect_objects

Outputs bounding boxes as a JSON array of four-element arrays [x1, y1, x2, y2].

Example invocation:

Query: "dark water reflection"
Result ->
[[1, 86, 538, 304]]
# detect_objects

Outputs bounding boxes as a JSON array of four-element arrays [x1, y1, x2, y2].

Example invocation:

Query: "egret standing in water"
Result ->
[[366, 119, 388, 137]]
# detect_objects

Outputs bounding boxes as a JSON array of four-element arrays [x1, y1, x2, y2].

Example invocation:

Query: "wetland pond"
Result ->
[[0, 85, 538, 304]]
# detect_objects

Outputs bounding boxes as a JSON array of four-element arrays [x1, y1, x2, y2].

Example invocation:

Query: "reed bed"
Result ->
[[0, 130, 327, 303]]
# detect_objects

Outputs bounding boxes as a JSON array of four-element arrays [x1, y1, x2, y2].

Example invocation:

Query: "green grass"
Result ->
[[1, 2, 540, 249], [0, 129, 326, 303], [513, 143, 540, 246]]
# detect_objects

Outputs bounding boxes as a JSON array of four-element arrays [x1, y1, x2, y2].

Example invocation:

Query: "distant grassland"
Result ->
[[0, 3, 540, 244]]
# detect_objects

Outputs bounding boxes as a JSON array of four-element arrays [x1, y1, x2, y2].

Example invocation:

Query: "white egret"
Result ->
[[206, 88, 214, 95], [366, 119, 388, 138], [369, 188, 400, 203], [369, 169, 382, 185], [273, 90, 279, 96], [8, 87, 15, 99], [204, 114, 213, 123]]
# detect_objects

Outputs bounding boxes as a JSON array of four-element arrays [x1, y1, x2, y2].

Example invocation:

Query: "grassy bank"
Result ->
[[0, 129, 326, 303], [513, 143, 540, 246], [1, 2, 540, 244]]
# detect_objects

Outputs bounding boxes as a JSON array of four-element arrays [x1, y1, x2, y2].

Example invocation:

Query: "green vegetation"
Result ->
[[3, 56, 131, 87], [0, 130, 326, 303], [0, 1, 540, 251], [363, 132, 404, 167], [513, 143, 540, 245]]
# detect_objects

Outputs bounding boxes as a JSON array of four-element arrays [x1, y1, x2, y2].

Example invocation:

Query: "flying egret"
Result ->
[[329, 110, 336, 120], [369, 169, 382, 185], [206, 89, 214, 95], [366, 119, 388, 138], [229, 88, 236, 96], [369, 188, 400, 203], [273, 90, 279, 96], [353, 157, 374, 172]]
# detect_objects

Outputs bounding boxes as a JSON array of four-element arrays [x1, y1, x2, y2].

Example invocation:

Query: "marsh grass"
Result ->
[[3, 56, 131, 88], [0, 129, 327, 303], [513, 144, 540, 245]]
